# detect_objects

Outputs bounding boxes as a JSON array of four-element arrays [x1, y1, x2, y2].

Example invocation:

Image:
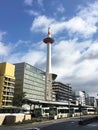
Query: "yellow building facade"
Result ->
[[0, 62, 15, 108]]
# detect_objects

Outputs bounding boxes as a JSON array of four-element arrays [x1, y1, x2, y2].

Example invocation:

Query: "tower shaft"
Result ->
[[46, 43, 52, 73], [45, 43, 52, 101]]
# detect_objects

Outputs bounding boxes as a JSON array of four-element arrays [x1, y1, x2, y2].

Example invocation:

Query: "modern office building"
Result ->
[[52, 81, 72, 102], [90, 96, 97, 107], [83, 91, 90, 106], [73, 90, 86, 106], [14, 62, 46, 101], [96, 99, 98, 107], [0, 62, 15, 108]]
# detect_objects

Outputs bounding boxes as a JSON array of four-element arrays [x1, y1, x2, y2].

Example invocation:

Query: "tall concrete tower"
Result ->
[[43, 28, 55, 101]]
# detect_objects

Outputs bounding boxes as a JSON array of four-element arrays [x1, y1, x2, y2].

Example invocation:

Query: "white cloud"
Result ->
[[21, 50, 45, 65], [30, 15, 67, 35], [31, 1, 98, 39], [57, 4, 65, 13], [0, 42, 10, 56], [65, 17, 97, 38], [77, 1, 98, 19], [31, 14, 97, 38], [24, 0, 43, 6], [82, 43, 98, 59], [51, 39, 98, 97], [74, 60, 98, 78], [30, 15, 55, 32], [26, 10, 39, 16], [52, 40, 81, 77], [6, 53, 23, 64], [37, 0, 43, 6], [4, 49, 46, 70], [14, 40, 31, 48], [24, 0, 33, 6], [0, 31, 6, 41]]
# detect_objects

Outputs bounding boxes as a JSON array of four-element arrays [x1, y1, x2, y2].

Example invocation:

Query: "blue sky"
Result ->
[[0, 0, 98, 97]]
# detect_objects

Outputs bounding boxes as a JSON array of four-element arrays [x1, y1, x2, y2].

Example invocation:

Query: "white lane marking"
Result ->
[[28, 127, 40, 130]]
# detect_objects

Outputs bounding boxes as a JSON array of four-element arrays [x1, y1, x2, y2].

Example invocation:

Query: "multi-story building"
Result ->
[[96, 99, 98, 107], [83, 91, 90, 106], [52, 81, 72, 102], [14, 62, 45, 101], [72, 91, 85, 106], [0, 62, 15, 108], [90, 96, 97, 107]]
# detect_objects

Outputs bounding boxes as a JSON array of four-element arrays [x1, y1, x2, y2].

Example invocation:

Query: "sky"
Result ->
[[0, 0, 98, 97]]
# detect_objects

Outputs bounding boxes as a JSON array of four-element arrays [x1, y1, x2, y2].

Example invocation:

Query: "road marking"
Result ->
[[27, 127, 40, 130], [87, 123, 98, 127], [71, 122, 75, 123]]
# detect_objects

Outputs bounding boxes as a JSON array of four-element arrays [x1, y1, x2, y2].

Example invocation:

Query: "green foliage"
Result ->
[[13, 92, 26, 107]]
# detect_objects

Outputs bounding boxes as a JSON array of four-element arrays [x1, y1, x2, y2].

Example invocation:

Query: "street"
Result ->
[[40, 119, 98, 130], [0, 117, 98, 130]]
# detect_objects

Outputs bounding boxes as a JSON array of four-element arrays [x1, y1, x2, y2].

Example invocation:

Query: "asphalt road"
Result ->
[[0, 117, 98, 130], [40, 119, 98, 130]]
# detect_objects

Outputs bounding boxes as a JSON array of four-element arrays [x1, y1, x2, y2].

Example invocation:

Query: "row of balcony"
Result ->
[[4, 77, 15, 82], [2, 99, 12, 102], [3, 88, 14, 93], [3, 92, 14, 96], [4, 82, 15, 87], [2, 102, 12, 107]]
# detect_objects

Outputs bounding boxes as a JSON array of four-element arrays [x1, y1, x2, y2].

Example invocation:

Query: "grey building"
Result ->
[[52, 81, 72, 102], [83, 91, 90, 106], [90, 96, 97, 107], [72, 90, 85, 106], [14, 62, 45, 101]]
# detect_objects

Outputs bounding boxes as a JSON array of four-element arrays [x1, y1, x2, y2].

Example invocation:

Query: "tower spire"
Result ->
[[48, 27, 51, 37]]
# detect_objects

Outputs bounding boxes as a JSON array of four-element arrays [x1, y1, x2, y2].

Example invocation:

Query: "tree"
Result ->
[[13, 91, 26, 107]]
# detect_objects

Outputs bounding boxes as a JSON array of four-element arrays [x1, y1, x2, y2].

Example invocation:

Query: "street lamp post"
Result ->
[[68, 83, 71, 117], [79, 103, 82, 121], [68, 99, 72, 117]]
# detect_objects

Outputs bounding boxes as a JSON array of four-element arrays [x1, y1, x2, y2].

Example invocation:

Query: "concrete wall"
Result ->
[[0, 113, 31, 125], [0, 114, 6, 125], [24, 114, 31, 120]]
